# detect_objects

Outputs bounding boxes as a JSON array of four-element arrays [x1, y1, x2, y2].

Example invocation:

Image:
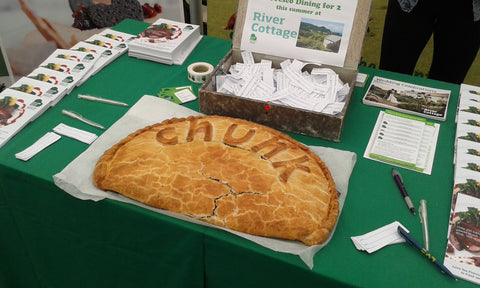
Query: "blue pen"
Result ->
[[397, 226, 457, 280]]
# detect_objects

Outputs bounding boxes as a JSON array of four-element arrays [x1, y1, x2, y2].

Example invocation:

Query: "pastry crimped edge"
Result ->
[[93, 115, 338, 246]]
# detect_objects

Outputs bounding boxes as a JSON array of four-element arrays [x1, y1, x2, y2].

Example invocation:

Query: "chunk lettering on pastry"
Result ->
[[155, 117, 312, 183]]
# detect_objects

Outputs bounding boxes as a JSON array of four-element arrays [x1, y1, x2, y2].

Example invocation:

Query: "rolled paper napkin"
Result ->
[[53, 123, 98, 144], [351, 221, 408, 253], [15, 132, 61, 161]]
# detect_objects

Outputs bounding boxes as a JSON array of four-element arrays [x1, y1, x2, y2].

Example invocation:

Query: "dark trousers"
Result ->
[[379, 0, 480, 84]]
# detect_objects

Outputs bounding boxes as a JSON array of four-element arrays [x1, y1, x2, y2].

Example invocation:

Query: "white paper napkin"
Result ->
[[15, 132, 61, 161], [53, 123, 98, 144], [351, 221, 408, 253]]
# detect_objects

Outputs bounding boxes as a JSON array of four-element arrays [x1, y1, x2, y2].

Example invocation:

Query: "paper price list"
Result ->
[[364, 110, 439, 175]]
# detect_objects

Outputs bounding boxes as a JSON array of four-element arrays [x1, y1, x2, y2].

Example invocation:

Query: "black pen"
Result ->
[[397, 226, 457, 280], [391, 168, 415, 214]]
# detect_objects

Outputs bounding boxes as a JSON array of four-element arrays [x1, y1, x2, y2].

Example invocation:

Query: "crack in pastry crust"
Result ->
[[93, 115, 338, 246]]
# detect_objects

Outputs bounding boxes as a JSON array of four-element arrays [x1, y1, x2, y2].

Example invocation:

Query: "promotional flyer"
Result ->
[[240, 0, 358, 67]]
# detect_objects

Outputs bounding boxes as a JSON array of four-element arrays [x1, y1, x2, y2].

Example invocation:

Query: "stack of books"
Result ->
[[444, 83, 480, 284], [128, 18, 202, 65], [0, 28, 135, 149]]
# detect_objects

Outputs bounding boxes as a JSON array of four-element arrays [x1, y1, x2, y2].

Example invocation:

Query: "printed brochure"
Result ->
[[363, 76, 451, 121], [364, 110, 439, 175], [239, 0, 358, 67]]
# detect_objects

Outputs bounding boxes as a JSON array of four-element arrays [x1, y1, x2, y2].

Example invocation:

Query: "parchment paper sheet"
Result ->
[[53, 95, 356, 269]]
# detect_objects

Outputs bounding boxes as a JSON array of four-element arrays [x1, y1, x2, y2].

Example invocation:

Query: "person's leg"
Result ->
[[379, 0, 436, 75], [428, 1, 480, 84]]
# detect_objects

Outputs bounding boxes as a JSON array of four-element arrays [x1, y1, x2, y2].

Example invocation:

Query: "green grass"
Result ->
[[206, 0, 238, 40]]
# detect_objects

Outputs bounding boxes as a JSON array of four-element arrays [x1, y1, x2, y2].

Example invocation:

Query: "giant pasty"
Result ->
[[93, 115, 338, 245]]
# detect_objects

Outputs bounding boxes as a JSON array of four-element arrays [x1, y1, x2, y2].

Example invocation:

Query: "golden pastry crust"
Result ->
[[93, 115, 338, 245]]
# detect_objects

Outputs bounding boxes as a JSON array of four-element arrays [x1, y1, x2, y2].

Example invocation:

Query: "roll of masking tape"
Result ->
[[187, 62, 214, 83]]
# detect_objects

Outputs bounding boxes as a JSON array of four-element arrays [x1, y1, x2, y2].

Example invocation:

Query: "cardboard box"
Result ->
[[199, 0, 372, 141]]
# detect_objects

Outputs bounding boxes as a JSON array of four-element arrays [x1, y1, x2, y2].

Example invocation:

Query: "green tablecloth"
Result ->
[[0, 19, 473, 287]]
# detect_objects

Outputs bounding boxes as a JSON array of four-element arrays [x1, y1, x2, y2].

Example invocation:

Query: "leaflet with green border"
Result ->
[[363, 110, 440, 175]]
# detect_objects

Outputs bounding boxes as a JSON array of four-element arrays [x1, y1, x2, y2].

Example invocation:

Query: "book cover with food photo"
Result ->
[[0, 89, 49, 148], [444, 83, 480, 284], [128, 17, 202, 65], [444, 188, 480, 284], [10, 76, 67, 106]]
